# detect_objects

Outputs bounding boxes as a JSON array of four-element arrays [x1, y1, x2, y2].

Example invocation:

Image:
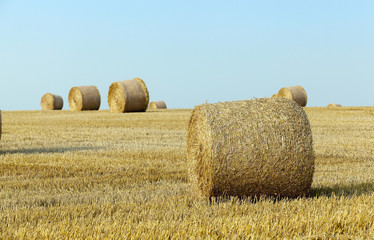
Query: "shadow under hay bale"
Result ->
[[0, 146, 105, 155], [108, 78, 149, 113], [310, 182, 374, 197], [41, 93, 63, 110], [187, 98, 314, 199], [277, 85, 308, 107], [148, 101, 167, 110], [68, 86, 101, 111]]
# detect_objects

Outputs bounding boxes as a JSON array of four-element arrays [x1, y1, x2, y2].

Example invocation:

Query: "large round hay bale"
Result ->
[[108, 78, 149, 113], [327, 103, 342, 107], [277, 85, 307, 107], [40, 93, 63, 110], [68, 86, 101, 111], [187, 98, 314, 198], [148, 101, 167, 110]]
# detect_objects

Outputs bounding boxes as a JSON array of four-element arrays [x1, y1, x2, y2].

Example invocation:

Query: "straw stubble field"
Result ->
[[1, 107, 374, 238]]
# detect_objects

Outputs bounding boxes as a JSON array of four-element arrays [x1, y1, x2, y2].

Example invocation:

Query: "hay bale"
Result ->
[[148, 101, 167, 110], [327, 103, 342, 107], [187, 98, 314, 198], [108, 78, 149, 113], [277, 85, 308, 107], [271, 93, 278, 98], [40, 93, 63, 110], [68, 86, 101, 111]]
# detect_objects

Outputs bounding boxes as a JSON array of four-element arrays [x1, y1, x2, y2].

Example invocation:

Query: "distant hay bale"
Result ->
[[40, 93, 63, 110], [271, 93, 278, 98], [277, 85, 308, 107], [187, 98, 314, 198], [148, 101, 167, 110], [108, 78, 149, 113], [68, 86, 101, 111], [327, 103, 342, 107]]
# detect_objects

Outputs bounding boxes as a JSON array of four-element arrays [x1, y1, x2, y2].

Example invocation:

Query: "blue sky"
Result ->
[[1, 1, 373, 110]]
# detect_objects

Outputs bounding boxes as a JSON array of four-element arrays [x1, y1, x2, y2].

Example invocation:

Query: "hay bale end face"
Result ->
[[327, 103, 342, 107], [148, 101, 167, 110], [68, 86, 101, 111], [41, 93, 63, 110], [277, 85, 308, 107], [187, 98, 315, 198], [108, 78, 149, 113]]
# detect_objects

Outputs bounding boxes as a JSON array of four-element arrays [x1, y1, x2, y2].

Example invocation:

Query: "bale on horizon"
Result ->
[[271, 93, 278, 98], [187, 98, 315, 198], [40, 93, 63, 110], [68, 86, 101, 111], [327, 103, 342, 107], [108, 78, 149, 113], [277, 85, 308, 107], [148, 101, 167, 110]]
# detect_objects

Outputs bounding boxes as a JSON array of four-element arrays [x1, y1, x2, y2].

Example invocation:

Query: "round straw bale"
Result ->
[[271, 93, 278, 98], [187, 98, 314, 198], [277, 85, 308, 107], [327, 103, 342, 107], [148, 101, 167, 110], [40, 93, 63, 110], [108, 78, 149, 113], [68, 86, 101, 111]]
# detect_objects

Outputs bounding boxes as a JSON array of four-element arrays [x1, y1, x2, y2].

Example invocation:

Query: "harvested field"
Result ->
[[1, 107, 374, 238]]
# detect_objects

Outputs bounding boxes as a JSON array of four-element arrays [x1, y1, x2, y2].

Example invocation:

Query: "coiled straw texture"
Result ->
[[277, 85, 308, 107], [68, 86, 101, 111], [148, 101, 167, 110], [108, 78, 149, 113], [41, 93, 63, 110], [187, 98, 314, 198]]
